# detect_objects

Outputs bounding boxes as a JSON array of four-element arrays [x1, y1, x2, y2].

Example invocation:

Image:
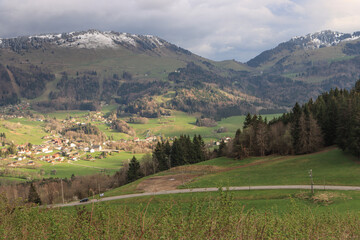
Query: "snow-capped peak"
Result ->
[[0, 30, 166, 51], [290, 30, 360, 49]]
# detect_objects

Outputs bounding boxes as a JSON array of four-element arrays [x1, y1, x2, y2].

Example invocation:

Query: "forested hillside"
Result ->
[[221, 80, 360, 159]]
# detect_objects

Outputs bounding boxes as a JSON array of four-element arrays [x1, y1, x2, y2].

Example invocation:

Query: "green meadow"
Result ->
[[97, 111, 282, 141], [185, 148, 360, 188], [0, 118, 47, 145], [0, 151, 145, 180]]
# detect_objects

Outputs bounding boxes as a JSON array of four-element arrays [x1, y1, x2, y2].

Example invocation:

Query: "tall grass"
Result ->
[[0, 191, 359, 239]]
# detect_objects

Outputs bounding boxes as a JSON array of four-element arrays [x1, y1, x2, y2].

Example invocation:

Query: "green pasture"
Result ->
[[45, 110, 90, 120], [122, 111, 280, 141], [186, 148, 360, 188], [1, 152, 144, 181], [0, 118, 47, 144], [75, 152, 145, 169]]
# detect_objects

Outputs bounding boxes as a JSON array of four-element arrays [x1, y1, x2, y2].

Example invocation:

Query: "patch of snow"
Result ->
[[292, 30, 360, 50], [112, 33, 137, 46], [343, 36, 360, 42], [146, 35, 163, 46]]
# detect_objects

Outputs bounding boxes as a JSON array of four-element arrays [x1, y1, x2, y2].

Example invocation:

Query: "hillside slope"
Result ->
[[247, 30, 360, 90], [1, 29, 359, 116]]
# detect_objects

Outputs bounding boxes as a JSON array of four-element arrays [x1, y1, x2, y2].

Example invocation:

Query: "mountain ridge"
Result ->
[[247, 30, 360, 67], [0, 29, 191, 56], [0, 29, 359, 117]]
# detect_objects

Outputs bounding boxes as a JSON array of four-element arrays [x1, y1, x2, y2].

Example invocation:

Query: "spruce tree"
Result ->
[[170, 138, 184, 167], [291, 102, 302, 154], [28, 183, 41, 205], [233, 129, 242, 159], [243, 113, 252, 129], [164, 141, 172, 168], [154, 142, 168, 171], [127, 156, 141, 183]]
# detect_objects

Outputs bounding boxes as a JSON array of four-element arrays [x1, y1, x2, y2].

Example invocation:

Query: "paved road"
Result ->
[[50, 185, 360, 208]]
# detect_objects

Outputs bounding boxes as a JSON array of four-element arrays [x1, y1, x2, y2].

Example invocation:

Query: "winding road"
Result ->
[[50, 185, 360, 208]]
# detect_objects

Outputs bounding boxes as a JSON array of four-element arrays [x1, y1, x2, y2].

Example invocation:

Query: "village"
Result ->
[[0, 105, 232, 170]]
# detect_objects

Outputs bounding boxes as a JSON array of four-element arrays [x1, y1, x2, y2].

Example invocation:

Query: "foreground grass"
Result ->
[[1, 190, 360, 239], [99, 189, 360, 214]]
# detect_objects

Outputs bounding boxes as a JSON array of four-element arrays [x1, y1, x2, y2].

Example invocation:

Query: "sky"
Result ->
[[1, 0, 360, 62]]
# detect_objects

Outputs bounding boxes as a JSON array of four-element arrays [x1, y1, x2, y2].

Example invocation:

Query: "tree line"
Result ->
[[221, 80, 360, 159], [127, 135, 208, 183]]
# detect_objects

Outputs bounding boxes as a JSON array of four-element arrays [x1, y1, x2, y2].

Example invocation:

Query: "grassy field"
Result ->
[[96, 111, 282, 142], [105, 147, 360, 199], [0, 118, 47, 145], [2, 188, 360, 239], [185, 148, 360, 188], [97, 189, 360, 215], [0, 152, 145, 180]]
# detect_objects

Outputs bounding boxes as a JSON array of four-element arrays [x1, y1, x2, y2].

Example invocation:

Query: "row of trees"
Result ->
[[126, 135, 208, 184], [220, 111, 322, 159], [291, 80, 360, 156], [222, 80, 360, 159], [153, 135, 207, 171]]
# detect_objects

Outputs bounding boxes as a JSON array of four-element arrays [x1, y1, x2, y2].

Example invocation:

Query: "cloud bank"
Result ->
[[1, 0, 360, 61]]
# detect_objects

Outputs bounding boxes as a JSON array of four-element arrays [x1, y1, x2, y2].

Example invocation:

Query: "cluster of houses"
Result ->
[[0, 102, 30, 119], [4, 131, 161, 168], [213, 137, 232, 146], [2, 134, 107, 167]]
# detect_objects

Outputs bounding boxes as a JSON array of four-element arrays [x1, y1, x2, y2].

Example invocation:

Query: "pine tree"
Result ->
[[291, 102, 302, 154], [232, 129, 242, 159], [28, 183, 41, 205], [164, 141, 172, 168], [193, 135, 206, 162], [153, 142, 168, 171], [170, 138, 185, 167], [243, 113, 252, 129], [127, 156, 141, 183]]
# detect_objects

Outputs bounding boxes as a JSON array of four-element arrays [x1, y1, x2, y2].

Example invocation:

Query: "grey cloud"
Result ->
[[1, 0, 360, 61]]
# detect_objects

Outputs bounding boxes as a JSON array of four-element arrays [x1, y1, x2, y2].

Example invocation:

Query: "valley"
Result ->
[[1, 29, 360, 238]]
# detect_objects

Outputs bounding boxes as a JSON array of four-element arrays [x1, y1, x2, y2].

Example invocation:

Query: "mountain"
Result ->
[[0, 30, 268, 118], [0, 29, 359, 118], [247, 30, 360, 90]]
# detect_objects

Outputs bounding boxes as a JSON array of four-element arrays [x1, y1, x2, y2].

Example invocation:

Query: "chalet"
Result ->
[[27, 161, 34, 165], [8, 161, 20, 167], [145, 136, 157, 142]]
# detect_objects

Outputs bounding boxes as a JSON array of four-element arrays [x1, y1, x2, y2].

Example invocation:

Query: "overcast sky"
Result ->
[[1, 0, 360, 62]]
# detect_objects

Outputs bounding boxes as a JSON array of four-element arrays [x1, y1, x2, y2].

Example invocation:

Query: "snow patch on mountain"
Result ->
[[0, 30, 166, 51], [291, 30, 360, 49]]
